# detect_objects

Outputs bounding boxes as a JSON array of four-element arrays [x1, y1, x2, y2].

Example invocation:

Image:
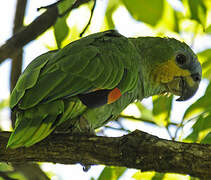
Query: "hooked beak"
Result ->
[[166, 74, 201, 101]]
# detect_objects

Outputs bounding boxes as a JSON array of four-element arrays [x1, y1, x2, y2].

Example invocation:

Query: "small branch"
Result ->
[[80, 0, 96, 37], [119, 115, 178, 126], [59, 0, 90, 17], [0, 131, 210, 178], [37, 0, 65, 11], [0, 0, 92, 63], [0, 6, 58, 63]]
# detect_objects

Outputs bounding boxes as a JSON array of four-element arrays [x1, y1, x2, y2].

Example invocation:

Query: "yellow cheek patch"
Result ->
[[152, 60, 190, 84]]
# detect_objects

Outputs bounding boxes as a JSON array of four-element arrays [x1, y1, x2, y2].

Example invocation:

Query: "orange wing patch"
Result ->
[[107, 88, 122, 104]]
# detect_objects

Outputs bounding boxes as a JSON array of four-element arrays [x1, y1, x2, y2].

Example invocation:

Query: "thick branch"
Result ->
[[0, 130, 210, 178]]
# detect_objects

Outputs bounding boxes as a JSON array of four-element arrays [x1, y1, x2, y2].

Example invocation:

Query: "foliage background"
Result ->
[[0, 0, 211, 179]]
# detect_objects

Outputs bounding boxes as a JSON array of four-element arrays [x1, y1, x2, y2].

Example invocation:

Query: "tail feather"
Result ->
[[7, 100, 64, 149]]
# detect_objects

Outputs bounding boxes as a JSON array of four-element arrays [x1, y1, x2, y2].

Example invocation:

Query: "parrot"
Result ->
[[7, 30, 202, 148]]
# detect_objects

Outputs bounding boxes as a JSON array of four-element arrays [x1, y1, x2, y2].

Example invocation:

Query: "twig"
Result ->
[[173, 111, 209, 140], [80, 0, 96, 37], [37, 0, 65, 11], [104, 125, 131, 133], [119, 115, 178, 126], [58, 0, 87, 17], [0, 0, 92, 63]]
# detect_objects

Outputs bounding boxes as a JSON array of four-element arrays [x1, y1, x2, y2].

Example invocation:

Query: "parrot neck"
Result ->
[[129, 37, 167, 99], [137, 71, 166, 100]]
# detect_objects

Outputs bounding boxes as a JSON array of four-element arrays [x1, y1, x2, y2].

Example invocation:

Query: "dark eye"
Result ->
[[176, 54, 187, 65], [191, 73, 201, 82]]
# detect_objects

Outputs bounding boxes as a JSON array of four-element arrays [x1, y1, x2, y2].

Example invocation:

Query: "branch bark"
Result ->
[[0, 130, 210, 178]]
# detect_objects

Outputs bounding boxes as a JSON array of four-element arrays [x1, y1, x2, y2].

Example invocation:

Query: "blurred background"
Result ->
[[0, 0, 211, 179]]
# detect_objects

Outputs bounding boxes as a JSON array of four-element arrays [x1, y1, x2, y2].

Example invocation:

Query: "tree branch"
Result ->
[[0, 130, 210, 178], [0, 6, 58, 63], [0, 0, 92, 63]]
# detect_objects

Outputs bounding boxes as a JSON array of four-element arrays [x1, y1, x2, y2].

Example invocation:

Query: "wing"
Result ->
[[13, 30, 140, 110]]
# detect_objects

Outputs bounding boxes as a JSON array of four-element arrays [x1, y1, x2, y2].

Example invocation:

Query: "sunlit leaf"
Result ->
[[201, 132, 211, 144], [97, 166, 126, 180], [158, 0, 180, 32], [187, 0, 207, 28], [183, 82, 211, 120], [0, 98, 9, 110], [184, 113, 211, 143], [132, 171, 190, 180], [152, 95, 173, 126], [197, 49, 211, 80], [132, 171, 155, 180], [135, 101, 154, 120], [121, 0, 164, 26], [205, 24, 211, 34]]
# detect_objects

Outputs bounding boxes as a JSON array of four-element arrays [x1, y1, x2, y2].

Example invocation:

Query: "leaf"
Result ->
[[187, 0, 207, 28], [97, 166, 126, 180], [183, 82, 211, 120], [57, 0, 75, 14], [0, 98, 9, 110], [105, 0, 121, 29], [54, 16, 69, 48], [132, 171, 191, 180], [53, 0, 75, 48], [201, 132, 211, 144], [197, 49, 211, 80], [121, 0, 164, 26], [152, 95, 173, 126], [158, 0, 180, 32], [135, 101, 154, 121], [184, 113, 211, 143], [132, 171, 155, 180], [205, 24, 211, 34]]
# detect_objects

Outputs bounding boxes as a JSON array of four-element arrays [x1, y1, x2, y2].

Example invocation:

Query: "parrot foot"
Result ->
[[70, 116, 96, 136]]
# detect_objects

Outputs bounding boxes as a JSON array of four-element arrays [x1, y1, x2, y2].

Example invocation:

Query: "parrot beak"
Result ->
[[166, 74, 201, 101]]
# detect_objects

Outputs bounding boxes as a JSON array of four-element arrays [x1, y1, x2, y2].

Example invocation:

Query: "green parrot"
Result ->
[[7, 30, 202, 148]]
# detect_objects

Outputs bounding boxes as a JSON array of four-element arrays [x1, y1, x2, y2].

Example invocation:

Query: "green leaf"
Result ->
[[53, 16, 69, 48], [184, 113, 211, 143], [152, 95, 173, 126], [57, 0, 75, 14], [187, 0, 207, 28], [105, 0, 121, 29], [97, 166, 126, 180], [205, 24, 211, 34], [53, 0, 75, 48], [135, 101, 154, 121], [0, 98, 9, 110], [132, 171, 192, 180], [158, 0, 180, 32], [197, 49, 211, 80], [121, 0, 164, 26], [201, 132, 211, 144], [183, 82, 211, 120]]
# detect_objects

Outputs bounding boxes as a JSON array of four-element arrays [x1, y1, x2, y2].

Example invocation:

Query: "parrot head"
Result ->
[[133, 37, 202, 101], [150, 37, 202, 101]]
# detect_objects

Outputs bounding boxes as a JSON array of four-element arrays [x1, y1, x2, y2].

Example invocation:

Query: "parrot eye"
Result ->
[[176, 54, 187, 65]]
